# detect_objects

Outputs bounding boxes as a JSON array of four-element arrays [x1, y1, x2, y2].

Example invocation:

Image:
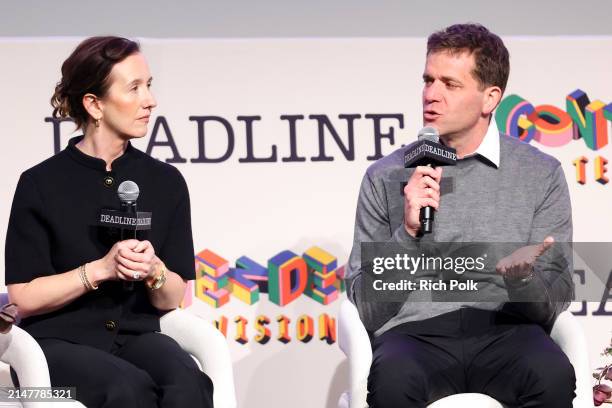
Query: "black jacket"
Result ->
[[5, 136, 195, 350]]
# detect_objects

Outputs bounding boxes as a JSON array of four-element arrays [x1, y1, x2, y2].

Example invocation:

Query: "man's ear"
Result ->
[[483, 86, 502, 116]]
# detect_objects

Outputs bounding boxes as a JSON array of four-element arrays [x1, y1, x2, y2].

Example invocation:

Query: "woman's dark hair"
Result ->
[[427, 23, 509, 94], [51, 36, 140, 130]]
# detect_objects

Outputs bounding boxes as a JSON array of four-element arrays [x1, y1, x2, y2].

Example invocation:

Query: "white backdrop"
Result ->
[[0, 37, 610, 408]]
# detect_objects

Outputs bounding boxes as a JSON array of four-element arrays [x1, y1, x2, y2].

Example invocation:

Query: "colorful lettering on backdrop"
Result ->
[[496, 89, 611, 185], [180, 246, 345, 345]]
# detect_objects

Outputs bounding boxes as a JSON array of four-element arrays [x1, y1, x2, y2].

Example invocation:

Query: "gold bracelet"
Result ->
[[78, 265, 90, 291], [79, 263, 98, 291], [146, 263, 167, 290], [84, 263, 98, 290], [79, 265, 92, 291]]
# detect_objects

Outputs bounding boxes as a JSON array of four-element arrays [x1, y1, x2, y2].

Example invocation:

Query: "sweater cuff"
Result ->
[[391, 224, 420, 245], [504, 272, 548, 303]]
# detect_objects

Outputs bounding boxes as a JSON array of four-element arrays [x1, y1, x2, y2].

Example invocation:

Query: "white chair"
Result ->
[[337, 299, 594, 408], [0, 309, 236, 408]]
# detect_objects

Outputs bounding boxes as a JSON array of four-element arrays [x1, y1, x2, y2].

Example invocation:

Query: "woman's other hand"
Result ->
[[115, 239, 161, 282], [90, 239, 141, 283]]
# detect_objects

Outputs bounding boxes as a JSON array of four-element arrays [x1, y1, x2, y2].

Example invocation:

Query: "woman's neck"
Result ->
[[78, 127, 128, 171]]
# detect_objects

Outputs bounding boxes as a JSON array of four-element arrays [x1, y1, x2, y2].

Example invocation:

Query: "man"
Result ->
[[346, 23, 575, 407]]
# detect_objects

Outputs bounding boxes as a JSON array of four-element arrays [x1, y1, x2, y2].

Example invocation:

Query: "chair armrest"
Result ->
[[0, 326, 51, 388], [160, 309, 236, 408], [0, 326, 58, 408], [338, 300, 372, 408], [549, 310, 594, 408]]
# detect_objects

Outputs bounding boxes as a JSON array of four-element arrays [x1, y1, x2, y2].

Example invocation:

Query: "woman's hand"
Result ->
[[115, 240, 162, 282], [89, 239, 139, 283], [89, 239, 162, 285]]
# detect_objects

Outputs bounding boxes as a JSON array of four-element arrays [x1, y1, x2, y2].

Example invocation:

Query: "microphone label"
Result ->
[[404, 140, 457, 168], [98, 209, 152, 230]]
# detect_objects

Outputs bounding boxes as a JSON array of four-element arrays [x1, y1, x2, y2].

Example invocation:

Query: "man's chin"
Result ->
[[423, 120, 443, 133]]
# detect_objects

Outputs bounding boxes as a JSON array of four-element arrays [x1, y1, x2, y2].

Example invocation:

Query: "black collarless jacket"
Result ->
[[5, 136, 195, 350]]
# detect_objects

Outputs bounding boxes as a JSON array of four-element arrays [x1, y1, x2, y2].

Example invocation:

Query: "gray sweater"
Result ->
[[346, 134, 573, 337]]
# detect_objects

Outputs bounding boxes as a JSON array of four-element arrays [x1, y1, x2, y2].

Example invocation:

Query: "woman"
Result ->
[[5, 36, 214, 408]]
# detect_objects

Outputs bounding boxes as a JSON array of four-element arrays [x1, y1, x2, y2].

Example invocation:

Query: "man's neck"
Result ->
[[439, 117, 490, 159]]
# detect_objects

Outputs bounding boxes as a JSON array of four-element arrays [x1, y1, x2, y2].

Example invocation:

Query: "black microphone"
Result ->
[[96, 181, 152, 290], [118, 181, 139, 239], [404, 127, 457, 234], [97, 182, 151, 232], [118, 181, 139, 290]]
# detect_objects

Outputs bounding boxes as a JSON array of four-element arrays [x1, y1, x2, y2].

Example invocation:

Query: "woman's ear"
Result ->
[[82, 93, 103, 122]]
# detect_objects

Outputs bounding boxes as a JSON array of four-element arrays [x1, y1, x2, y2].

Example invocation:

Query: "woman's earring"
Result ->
[[95, 118, 100, 128]]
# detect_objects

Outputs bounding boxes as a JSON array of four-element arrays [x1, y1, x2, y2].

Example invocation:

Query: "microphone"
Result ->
[[404, 127, 457, 234], [117, 180, 139, 232], [96, 181, 152, 289], [97, 182, 152, 232], [117, 181, 139, 290]]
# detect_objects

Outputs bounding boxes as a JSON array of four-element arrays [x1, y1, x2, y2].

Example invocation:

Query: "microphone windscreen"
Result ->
[[417, 126, 439, 143], [118, 180, 140, 203]]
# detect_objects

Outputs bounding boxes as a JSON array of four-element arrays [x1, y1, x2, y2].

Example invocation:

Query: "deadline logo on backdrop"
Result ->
[[180, 246, 345, 346], [496, 89, 610, 185], [46, 90, 610, 188]]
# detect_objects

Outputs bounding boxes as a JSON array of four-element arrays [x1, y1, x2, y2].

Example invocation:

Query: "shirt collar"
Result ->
[[463, 116, 500, 168]]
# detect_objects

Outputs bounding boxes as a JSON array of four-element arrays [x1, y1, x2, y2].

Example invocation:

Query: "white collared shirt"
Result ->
[[463, 117, 500, 168]]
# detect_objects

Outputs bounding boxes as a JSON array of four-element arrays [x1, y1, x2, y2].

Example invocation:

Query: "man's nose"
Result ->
[[423, 81, 442, 104]]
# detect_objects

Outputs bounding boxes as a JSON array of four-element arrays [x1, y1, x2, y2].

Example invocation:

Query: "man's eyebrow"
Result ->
[[440, 75, 463, 84], [422, 74, 463, 84]]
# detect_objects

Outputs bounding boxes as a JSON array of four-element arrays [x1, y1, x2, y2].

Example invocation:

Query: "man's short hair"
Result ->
[[427, 23, 510, 94]]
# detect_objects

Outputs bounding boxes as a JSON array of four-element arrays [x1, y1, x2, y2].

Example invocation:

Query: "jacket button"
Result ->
[[104, 176, 114, 187], [105, 320, 117, 331]]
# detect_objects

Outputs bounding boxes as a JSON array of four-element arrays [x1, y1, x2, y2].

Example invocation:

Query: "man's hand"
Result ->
[[496, 236, 555, 281], [403, 166, 443, 237]]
